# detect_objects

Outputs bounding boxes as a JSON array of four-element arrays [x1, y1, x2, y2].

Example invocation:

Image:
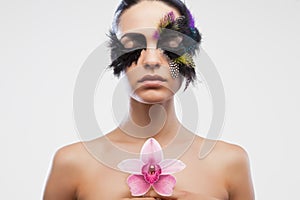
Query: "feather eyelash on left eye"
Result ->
[[108, 30, 144, 76], [120, 33, 147, 51]]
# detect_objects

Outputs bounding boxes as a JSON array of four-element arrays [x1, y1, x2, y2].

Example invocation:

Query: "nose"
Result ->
[[142, 48, 162, 70]]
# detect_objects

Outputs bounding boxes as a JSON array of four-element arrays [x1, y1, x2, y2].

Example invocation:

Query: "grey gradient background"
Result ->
[[0, 0, 299, 199]]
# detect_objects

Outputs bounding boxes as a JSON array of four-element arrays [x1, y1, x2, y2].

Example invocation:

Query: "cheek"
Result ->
[[123, 64, 144, 91]]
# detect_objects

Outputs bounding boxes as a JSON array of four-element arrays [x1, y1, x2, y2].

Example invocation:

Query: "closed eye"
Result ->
[[157, 33, 184, 50], [120, 33, 147, 51]]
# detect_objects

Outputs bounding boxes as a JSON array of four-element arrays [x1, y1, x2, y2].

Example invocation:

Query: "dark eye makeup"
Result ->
[[157, 32, 184, 52], [119, 32, 185, 53], [120, 33, 147, 51]]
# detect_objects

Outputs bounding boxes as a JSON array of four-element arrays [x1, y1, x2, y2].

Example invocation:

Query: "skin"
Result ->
[[43, 1, 255, 200]]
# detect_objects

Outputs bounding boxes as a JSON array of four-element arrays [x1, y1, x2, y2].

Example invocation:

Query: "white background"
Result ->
[[0, 0, 299, 199]]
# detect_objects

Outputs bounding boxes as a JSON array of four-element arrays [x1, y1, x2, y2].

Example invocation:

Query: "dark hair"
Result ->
[[108, 0, 202, 89]]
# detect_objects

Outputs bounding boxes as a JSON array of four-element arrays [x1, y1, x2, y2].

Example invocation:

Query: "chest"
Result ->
[[76, 161, 229, 200]]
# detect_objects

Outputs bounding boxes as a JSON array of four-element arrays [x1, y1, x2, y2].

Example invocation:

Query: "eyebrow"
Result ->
[[120, 32, 146, 41]]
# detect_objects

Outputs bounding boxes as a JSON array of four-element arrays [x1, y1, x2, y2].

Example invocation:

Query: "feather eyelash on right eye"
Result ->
[[156, 11, 199, 90], [173, 53, 195, 69], [157, 11, 200, 55]]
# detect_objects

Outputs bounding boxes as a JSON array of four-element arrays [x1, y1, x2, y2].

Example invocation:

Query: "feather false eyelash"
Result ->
[[157, 12, 199, 56], [108, 30, 144, 76], [156, 11, 199, 90], [173, 53, 195, 69]]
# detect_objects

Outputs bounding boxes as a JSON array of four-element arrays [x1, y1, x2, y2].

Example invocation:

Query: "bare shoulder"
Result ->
[[190, 136, 250, 164], [213, 140, 250, 166], [187, 136, 254, 199], [205, 139, 251, 180], [210, 140, 255, 199], [53, 142, 89, 170], [43, 142, 92, 200]]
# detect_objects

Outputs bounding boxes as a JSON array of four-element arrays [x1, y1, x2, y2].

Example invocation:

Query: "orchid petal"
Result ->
[[140, 138, 163, 164], [118, 159, 144, 174], [152, 175, 176, 196], [127, 174, 151, 196], [160, 159, 186, 175]]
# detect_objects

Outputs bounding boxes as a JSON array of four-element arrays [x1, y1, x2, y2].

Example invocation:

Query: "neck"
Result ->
[[119, 97, 182, 144]]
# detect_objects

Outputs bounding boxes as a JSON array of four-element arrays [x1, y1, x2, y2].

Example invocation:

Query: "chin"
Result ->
[[132, 89, 174, 104]]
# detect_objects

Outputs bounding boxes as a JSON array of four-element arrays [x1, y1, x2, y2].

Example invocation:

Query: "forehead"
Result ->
[[117, 1, 181, 35]]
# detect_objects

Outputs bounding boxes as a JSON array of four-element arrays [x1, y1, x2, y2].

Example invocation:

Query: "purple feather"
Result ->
[[168, 11, 176, 22], [187, 9, 195, 28], [153, 30, 160, 39]]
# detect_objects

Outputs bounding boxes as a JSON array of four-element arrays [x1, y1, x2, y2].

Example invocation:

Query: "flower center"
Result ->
[[142, 163, 162, 184], [149, 165, 155, 174]]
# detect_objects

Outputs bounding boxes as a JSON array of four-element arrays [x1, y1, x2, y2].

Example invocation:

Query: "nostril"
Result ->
[[142, 48, 162, 69]]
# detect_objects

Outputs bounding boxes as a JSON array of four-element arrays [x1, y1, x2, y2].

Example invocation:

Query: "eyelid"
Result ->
[[157, 34, 184, 49], [159, 33, 183, 41], [120, 32, 147, 50], [118, 31, 184, 52]]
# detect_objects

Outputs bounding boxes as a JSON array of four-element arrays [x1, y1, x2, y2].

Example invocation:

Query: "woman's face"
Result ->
[[117, 1, 183, 104]]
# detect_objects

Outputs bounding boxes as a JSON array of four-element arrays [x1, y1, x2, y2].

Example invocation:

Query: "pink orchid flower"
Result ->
[[118, 138, 186, 196]]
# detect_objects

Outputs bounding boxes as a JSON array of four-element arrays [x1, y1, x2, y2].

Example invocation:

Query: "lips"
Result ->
[[138, 75, 167, 83]]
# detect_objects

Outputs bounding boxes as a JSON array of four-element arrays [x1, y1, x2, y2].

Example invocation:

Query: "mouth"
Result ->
[[138, 75, 167, 83], [137, 75, 167, 88]]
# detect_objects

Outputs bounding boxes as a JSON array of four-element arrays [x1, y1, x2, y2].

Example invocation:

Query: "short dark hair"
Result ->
[[112, 0, 201, 42]]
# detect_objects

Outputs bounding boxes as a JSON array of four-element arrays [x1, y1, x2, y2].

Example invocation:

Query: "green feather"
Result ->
[[174, 53, 195, 68]]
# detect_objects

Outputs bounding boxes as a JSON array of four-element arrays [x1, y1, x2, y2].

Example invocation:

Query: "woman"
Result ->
[[43, 0, 255, 199]]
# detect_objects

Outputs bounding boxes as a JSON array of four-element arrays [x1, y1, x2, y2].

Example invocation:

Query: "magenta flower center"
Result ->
[[142, 163, 162, 184]]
